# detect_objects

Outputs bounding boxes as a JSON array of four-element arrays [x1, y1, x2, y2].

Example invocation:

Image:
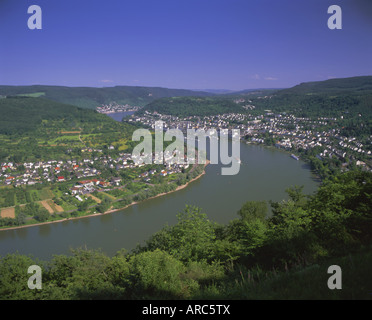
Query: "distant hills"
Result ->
[[1, 76, 371, 118], [248, 76, 372, 118], [136, 96, 245, 117], [0, 85, 214, 110], [277, 76, 372, 95]]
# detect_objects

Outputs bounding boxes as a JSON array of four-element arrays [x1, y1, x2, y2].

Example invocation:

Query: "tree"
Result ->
[[0, 254, 43, 300], [143, 206, 217, 262], [129, 249, 188, 299], [237, 201, 268, 223], [96, 197, 112, 213], [34, 209, 50, 222]]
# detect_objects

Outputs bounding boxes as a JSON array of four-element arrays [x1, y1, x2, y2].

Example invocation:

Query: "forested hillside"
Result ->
[[0, 97, 137, 162], [0, 85, 213, 109], [248, 76, 372, 118], [278, 76, 372, 95], [0, 97, 109, 135], [137, 96, 244, 117]]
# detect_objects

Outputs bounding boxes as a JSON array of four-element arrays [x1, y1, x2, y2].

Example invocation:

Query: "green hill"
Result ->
[[0, 96, 109, 135], [279, 76, 372, 95], [0, 85, 214, 110], [249, 76, 372, 118], [0, 96, 137, 162], [137, 96, 245, 117]]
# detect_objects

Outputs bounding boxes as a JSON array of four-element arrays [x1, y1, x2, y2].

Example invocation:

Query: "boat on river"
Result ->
[[291, 154, 299, 161]]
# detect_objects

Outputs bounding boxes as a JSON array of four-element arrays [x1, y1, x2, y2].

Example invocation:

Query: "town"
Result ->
[[0, 152, 190, 190], [2, 106, 371, 190], [96, 102, 142, 114], [124, 108, 372, 173]]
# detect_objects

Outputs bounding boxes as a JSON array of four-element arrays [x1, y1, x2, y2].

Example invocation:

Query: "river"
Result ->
[[104, 111, 135, 122], [0, 113, 319, 260]]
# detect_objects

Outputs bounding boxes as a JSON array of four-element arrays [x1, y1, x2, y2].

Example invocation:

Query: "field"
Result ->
[[39, 199, 64, 214], [16, 92, 45, 98], [113, 138, 129, 151], [52, 201, 64, 212], [0, 207, 15, 218]]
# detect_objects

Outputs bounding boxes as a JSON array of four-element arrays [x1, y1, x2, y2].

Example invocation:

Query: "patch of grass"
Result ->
[[99, 192, 117, 201], [38, 188, 54, 201]]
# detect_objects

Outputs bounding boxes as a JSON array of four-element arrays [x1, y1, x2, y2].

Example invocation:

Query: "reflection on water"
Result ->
[[38, 224, 51, 237], [16, 227, 29, 240]]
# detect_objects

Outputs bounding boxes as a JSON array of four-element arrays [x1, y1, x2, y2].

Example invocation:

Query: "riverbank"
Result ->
[[103, 161, 209, 216], [0, 161, 210, 232]]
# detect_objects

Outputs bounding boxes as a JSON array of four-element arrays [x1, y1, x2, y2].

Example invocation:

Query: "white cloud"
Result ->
[[264, 77, 278, 81], [101, 79, 114, 83]]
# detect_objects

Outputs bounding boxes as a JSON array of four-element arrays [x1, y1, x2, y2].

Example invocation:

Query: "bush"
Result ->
[[129, 249, 189, 299]]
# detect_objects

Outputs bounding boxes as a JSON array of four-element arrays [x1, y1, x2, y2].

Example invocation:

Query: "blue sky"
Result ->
[[0, 0, 371, 90]]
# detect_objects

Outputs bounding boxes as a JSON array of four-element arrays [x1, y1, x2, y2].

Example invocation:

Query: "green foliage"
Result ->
[[0, 254, 44, 300], [129, 249, 189, 299], [0, 97, 102, 135], [96, 197, 113, 213], [141, 205, 217, 262], [34, 209, 50, 222], [47, 249, 122, 299], [237, 200, 267, 223], [250, 76, 372, 119]]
